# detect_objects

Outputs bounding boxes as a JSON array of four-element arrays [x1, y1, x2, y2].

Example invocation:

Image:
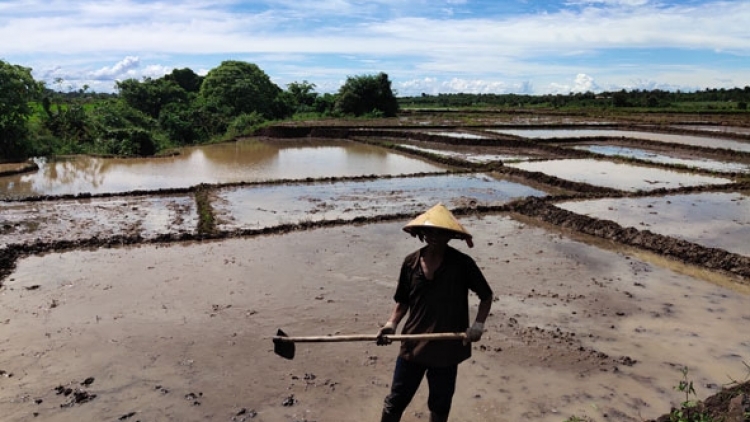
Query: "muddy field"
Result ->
[[1, 113, 749, 422]]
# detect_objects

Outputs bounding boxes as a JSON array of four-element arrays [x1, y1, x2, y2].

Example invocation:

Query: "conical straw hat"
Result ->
[[403, 203, 474, 248]]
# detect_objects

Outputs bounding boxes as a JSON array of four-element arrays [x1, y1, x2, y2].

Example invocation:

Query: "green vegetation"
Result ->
[[335, 72, 399, 117], [3, 56, 749, 162], [194, 185, 216, 236], [0, 60, 43, 160], [1, 60, 400, 161], [399, 88, 750, 112], [669, 367, 713, 422]]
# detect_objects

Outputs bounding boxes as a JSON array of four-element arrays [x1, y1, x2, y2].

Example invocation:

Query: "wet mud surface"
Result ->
[[2, 114, 750, 421], [558, 192, 750, 257], [1, 219, 749, 422]]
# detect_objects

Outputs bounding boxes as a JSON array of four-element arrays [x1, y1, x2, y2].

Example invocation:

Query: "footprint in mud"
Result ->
[[282, 394, 297, 406], [185, 391, 202, 405], [59, 389, 97, 408], [232, 407, 258, 421]]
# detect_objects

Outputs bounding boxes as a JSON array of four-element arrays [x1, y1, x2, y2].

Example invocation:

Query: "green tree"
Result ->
[[89, 99, 156, 131], [335, 72, 399, 117], [287, 80, 318, 108], [41, 97, 94, 146], [226, 112, 266, 139], [99, 127, 156, 156], [0, 60, 42, 159], [164, 67, 203, 93], [116, 77, 189, 119], [158, 99, 225, 145], [612, 90, 630, 108], [199, 60, 284, 120], [90, 99, 154, 153], [313, 93, 337, 115]]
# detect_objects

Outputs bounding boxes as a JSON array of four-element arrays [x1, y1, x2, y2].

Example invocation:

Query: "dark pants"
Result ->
[[382, 357, 458, 418]]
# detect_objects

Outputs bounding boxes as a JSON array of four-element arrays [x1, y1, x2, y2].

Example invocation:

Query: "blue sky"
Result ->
[[1, 0, 748, 96]]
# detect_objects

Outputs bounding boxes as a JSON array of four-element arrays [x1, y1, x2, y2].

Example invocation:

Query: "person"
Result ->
[[376, 203, 493, 422]]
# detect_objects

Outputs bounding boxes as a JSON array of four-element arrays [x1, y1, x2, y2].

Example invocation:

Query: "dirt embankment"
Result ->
[[505, 197, 750, 281], [0, 161, 38, 177]]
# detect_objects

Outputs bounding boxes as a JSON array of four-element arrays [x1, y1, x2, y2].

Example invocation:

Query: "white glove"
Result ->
[[377, 321, 396, 345], [464, 321, 484, 345]]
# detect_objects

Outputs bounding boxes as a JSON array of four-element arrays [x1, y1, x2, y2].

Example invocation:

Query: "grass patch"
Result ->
[[194, 185, 216, 236]]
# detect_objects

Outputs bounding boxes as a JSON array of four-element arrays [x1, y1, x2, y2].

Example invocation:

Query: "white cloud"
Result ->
[[90, 56, 141, 80], [4, 0, 749, 95], [567, 0, 650, 6], [142, 65, 173, 79], [573, 73, 599, 92]]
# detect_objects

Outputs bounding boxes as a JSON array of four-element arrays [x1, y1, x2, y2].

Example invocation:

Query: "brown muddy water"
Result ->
[[570, 145, 750, 173], [506, 159, 734, 191], [486, 129, 750, 153], [214, 173, 546, 231], [557, 191, 750, 257], [1, 123, 749, 422], [0, 139, 449, 197]]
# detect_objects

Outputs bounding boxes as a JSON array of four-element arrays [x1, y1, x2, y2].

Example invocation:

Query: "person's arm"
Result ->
[[385, 302, 409, 327], [474, 296, 492, 325], [376, 302, 408, 345], [466, 296, 492, 344]]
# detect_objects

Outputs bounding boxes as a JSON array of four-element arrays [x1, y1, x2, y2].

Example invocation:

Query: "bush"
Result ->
[[100, 128, 156, 156], [226, 112, 266, 139], [334, 73, 398, 117]]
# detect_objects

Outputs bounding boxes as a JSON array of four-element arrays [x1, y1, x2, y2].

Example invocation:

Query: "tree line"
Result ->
[[3, 57, 749, 162], [399, 88, 750, 110], [1, 59, 398, 161]]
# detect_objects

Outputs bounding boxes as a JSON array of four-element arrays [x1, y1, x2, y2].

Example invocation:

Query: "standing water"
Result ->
[[0, 139, 450, 197]]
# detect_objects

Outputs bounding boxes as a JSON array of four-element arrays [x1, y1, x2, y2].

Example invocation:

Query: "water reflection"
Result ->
[[572, 145, 750, 173], [507, 159, 733, 191], [487, 129, 750, 152], [423, 131, 491, 139], [216, 173, 547, 230], [0, 139, 449, 197], [671, 125, 750, 135], [399, 144, 532, 163], [559, 192, 750, 256]]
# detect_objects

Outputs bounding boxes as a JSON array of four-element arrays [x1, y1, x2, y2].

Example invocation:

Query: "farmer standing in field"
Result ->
[[376, 203, 493, 422]]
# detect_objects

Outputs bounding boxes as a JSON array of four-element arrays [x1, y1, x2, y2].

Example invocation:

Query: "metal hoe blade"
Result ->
[[273, 329, 296, 360]]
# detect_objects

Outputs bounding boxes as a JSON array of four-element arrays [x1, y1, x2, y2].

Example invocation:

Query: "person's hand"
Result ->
[[376, 321, 396, 346], [464, 321, 484, 345]]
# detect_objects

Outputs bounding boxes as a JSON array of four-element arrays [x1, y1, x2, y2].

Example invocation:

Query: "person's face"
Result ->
[[418, 228, 452, 245]]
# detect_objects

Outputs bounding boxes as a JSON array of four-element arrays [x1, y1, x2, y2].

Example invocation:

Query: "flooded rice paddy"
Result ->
[[398, 144, 532, 163], [487, 128, 750, 152], [423, 131, 491, 139], [558, 191, 750, 257], [215, 174, 546, 231], [0, 195, 197, 245], [671, 125, 750, 135], [1, 117, 749, 422], [571, 145, 750, 173], [0, 139, 449, 197], [506, 159, 734, 191]]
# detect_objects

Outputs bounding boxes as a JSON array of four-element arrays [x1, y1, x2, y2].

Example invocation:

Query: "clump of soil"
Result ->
[[648, 379, 750, 422]]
